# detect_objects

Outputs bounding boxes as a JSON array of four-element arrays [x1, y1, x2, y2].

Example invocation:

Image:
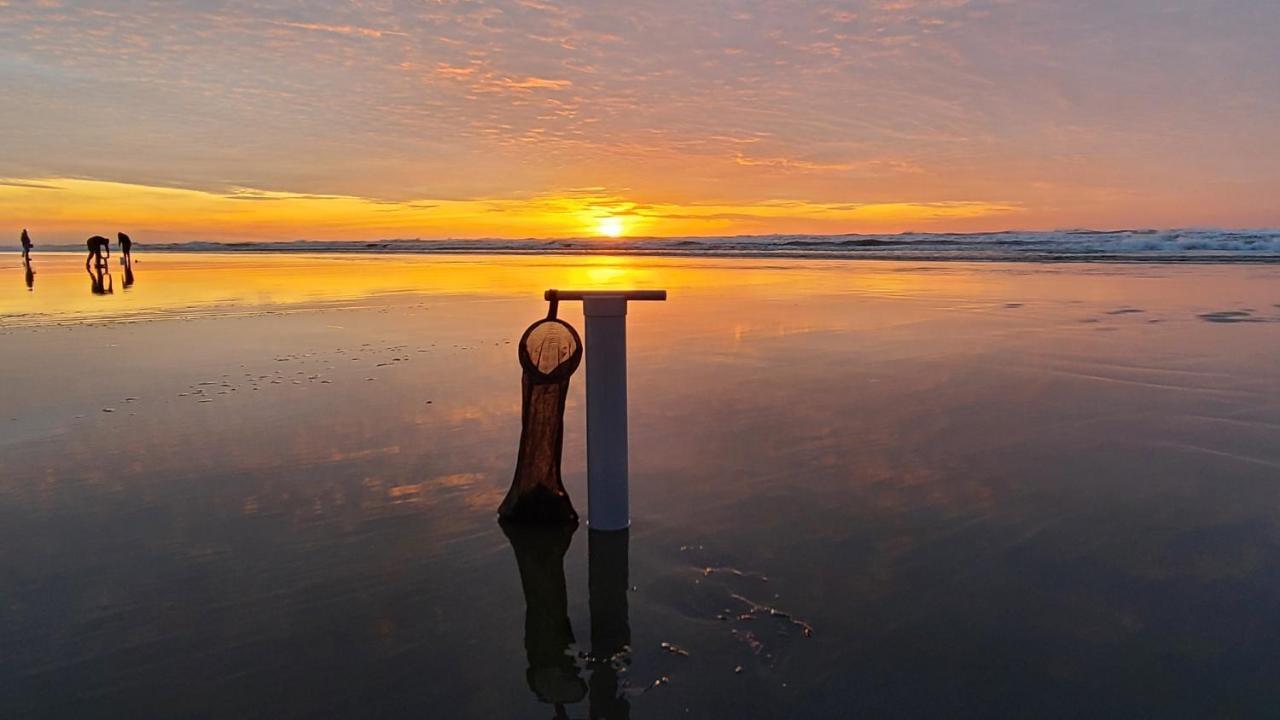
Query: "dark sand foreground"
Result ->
[[3, 253, 1280, 717]]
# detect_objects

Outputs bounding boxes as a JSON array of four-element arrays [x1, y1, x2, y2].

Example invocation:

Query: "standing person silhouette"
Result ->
[[20, 229, 32, 262], [118, 232, 132, 264]]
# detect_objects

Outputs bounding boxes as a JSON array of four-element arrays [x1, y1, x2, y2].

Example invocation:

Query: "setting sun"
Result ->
[[597, 216, 625, 238]]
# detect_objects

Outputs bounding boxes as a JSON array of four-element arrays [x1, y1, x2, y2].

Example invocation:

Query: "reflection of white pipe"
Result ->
[[546, 289, 666, 531]]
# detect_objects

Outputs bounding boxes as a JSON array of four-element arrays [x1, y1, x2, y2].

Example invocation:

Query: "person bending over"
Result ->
[[85, 235, 111, 268]]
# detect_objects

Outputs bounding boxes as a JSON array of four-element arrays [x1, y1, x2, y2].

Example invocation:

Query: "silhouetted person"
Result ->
[[21, 231, 35, 290], [85, 235, 110, 269], [87, 264, 112, 295], [502, 521, 587, 717], [118, 232, 132, 264]]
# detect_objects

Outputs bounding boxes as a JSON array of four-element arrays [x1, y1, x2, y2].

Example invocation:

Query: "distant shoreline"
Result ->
[[10, 228, 1280, 263]]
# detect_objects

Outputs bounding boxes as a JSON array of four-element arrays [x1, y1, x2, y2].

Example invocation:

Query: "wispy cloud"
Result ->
[[0, 179, 63, 190], [267, 20, 407, 39]]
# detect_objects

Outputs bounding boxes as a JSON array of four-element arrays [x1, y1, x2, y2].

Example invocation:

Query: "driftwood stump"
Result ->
[[498, 317, 583, 523]]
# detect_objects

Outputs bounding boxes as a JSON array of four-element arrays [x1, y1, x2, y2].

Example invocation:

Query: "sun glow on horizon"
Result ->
[[596, 216, 625, 238], [0, 177, 1028, 243]]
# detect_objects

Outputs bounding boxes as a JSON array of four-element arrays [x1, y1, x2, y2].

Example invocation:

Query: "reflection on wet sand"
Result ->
[[7, 251, 1280, 332], [3, 254, 1280, 716], [86, 265, 113, 295], [23, 258, 34, 291], [503, 521, 586, 717], [588, 529, 632, 720], [503, 523, 633, 719]]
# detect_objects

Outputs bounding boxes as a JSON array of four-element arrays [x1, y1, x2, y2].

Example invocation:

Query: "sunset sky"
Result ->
[[2, 0, 1277, 241]]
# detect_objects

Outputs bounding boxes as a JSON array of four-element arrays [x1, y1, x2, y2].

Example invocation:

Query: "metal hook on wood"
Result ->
[[546, 289, 560, 320]]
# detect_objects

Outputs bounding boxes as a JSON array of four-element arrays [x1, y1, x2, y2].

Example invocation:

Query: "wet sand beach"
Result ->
[[3, 253, 1280, 717]]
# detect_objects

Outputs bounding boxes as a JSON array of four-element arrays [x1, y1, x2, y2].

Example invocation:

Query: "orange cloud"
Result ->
[[0, 178, 1022, 242]]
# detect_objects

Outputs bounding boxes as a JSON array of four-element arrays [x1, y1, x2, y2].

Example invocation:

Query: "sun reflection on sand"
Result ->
[[0, 252, 1017, 327]]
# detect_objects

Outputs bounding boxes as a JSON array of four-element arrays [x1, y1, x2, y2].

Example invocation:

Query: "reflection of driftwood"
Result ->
[[499, 318, 583, 523], [502, 521, 587, 708]]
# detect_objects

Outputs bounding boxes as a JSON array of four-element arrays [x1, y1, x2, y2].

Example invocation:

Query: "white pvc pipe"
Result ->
[[583, 296, 630, 530], [545, 289, 665, 530]]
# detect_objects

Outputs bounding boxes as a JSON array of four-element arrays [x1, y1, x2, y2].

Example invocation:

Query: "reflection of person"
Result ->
[[20, 229, 32, 261], [502, 521, 587, 716], [87, 264, 113, 295], [123, 259, 134, 289], [85, 235, 111, 268], [118, 232, 132, 264]]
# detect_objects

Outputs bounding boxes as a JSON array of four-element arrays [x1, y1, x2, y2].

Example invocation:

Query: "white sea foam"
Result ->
[[30, 229, 1280, 262]]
